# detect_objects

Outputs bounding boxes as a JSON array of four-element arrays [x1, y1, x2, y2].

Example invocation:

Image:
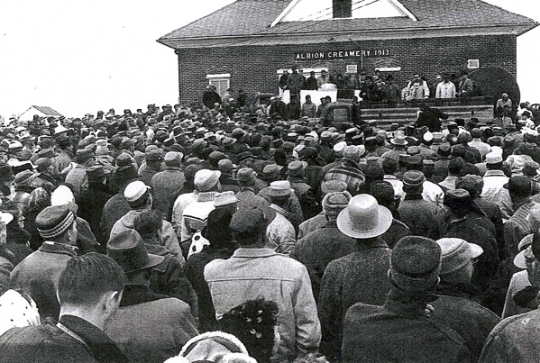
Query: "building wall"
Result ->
[[176, 34, 516, 106]]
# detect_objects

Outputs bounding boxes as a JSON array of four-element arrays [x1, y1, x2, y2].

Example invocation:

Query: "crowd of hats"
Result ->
[[2, 104, 540, 332]]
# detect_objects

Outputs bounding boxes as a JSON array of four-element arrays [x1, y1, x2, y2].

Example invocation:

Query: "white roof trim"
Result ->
[[275, 0, 414, 23], [353, 0, 380, 12], [388, 0, 417, 21], [271, 0, 300, 27]]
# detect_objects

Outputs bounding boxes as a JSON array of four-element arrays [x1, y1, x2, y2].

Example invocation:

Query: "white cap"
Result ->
[[124, 181, 149, 203]]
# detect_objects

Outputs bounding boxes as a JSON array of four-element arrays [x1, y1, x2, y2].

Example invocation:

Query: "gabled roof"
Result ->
[[275, 0, 417, 23], [30, 105, 63, 116], [158, 0, 538, 49]]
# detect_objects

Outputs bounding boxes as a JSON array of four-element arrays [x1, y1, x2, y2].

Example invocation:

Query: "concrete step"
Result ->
[[359, 105, 494, 128]]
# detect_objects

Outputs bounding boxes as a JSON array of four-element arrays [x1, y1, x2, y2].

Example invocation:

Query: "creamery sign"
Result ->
[[295, 49, 391, 60]]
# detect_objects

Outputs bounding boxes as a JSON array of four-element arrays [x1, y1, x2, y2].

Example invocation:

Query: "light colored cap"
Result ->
[[268, 180, 292, 198], [436, 238, 483, 276], [333, 141, 347, 154], [51, 185, 75, 206], [194, 169, 221, 192], [214, 191, 239, 207], [124, 181, 149, 203], [485, 152, 503, 164]]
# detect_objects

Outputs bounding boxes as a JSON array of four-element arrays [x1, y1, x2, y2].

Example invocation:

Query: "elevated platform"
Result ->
[[361, 104, 494, 129], [331, 97, 496, 130]]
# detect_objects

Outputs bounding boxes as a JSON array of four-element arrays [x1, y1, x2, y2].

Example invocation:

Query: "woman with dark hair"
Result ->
[[183, 208, 237, 332], [219, 298, 279, 363]]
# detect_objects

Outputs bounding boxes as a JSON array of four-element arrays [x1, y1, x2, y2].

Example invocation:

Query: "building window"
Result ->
[[206, 73, 230, 97], [468, 59, 480, 69]]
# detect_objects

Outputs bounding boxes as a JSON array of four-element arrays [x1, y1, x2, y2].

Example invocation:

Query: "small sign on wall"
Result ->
[[347, 65, 358, 73], [295, 49, 391, 60], [468, 59, 480, 69]]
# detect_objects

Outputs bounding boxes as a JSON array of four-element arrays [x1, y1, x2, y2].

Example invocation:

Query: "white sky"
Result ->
[[0, 0, 538, 118]]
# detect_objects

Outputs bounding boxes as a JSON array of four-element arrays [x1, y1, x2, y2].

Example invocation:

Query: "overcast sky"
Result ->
[[0, 0, 538, 118]]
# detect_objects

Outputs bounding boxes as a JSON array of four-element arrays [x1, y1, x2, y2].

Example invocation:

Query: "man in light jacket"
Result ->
[[205, 208, 321, 363]]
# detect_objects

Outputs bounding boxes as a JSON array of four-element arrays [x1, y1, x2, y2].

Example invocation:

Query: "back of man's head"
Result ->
[[447, 157, 464, 176], [382, 157, 397, 175], [506, 176, 532, 200], [58, 253, 125, 308], [134, 210, 163, 241], [229, 208, 267, 246], [370, 180, 396, 209]]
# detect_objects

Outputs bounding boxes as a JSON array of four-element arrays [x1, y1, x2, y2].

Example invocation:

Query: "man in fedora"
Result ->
[[78, 165, 113, 250], [504, 175, 537, 263], [52, 133, 74, 176], [287, 160, 320, 221], [259, 176, 304, 231], [292, 191, 355, 300], [381, 132, 408, 164], [105, 230, 198, 363], [480, 231, 540, 362], [342, 236, 471, 363], [133, 210, 198, 318], [432, 143, 452, 183], [265, 180, 297, 256], [65, 147, 95, 200], [481, 152, 512, 219], [456, 174, 505, 254], [443, 188, 499, 294], [318, 194, 393, 362], [0, 253, 128, 363], [235, 168, 274, 214], [110, 180, 183, 264], [218, 159, 240, 193], [140, 148, 164, 186], [204, 208, 321, 363], [151, 151, 185, 221], [10, 169, 37, 223], [11, 205, 79, 320], [100, 163, 140, 238], [431, 238, 500, 361], [502, 204, 540, 319], [369, 180, 411, 248], [398, 170, 447, 240]]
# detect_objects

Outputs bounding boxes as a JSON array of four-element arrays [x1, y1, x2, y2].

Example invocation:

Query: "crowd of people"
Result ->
[[278, 67, 479, 101], [216, 68, 526, 125], [0, 99, 540, 362]]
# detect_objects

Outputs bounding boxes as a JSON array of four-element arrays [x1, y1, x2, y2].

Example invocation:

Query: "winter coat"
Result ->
[[318, 238, 392, 362], [204, 247, 321, 363], [343, 297, 471, 363]]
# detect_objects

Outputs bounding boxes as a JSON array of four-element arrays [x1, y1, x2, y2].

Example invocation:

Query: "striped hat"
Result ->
[[36, 205, 75, 239]]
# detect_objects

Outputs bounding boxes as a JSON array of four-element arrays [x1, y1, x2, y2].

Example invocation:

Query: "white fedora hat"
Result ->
[[337, 194, 392, 239]]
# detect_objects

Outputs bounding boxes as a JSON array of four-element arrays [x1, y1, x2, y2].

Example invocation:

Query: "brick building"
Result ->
[[158, 0, 537, 106]]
